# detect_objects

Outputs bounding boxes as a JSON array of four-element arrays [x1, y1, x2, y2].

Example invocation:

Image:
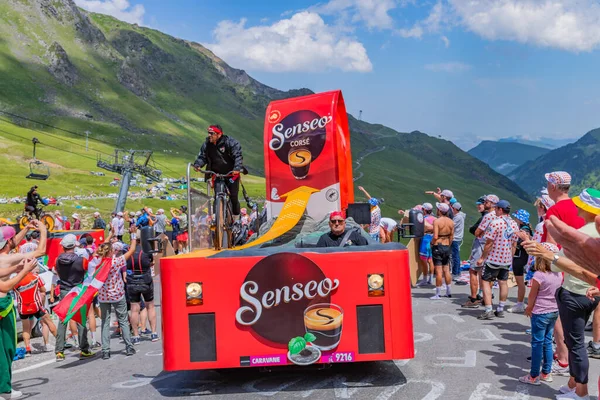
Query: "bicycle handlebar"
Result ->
[[195, 168, 236, 178]]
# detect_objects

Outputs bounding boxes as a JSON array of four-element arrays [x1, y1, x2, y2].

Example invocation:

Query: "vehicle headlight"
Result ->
[[186, 282, 203, 306], [186, 282, 202, 297], [368, 274, 384, 296]]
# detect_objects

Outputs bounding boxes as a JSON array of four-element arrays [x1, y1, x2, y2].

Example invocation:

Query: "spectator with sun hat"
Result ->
[[425, 188, 455, 219], [542, 171, 585, 244], [72, 214, 81, 230]]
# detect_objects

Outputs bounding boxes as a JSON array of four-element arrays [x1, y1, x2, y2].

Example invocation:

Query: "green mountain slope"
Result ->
[[0, 0, 534, 257], [468, 140, 550, 175], [509, 128, 600, 195]]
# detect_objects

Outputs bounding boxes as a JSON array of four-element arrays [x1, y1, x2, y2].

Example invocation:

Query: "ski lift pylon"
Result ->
[[26, 137, 50, 180]]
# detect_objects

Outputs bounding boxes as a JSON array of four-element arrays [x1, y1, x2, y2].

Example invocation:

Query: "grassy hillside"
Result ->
[[468, 140, 550, 175], [0, 0, 535, 257], [510, 128, 600, 195]]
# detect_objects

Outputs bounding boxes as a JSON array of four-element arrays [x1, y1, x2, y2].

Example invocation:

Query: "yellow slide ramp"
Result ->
[[233, 186, 319, 250], [176, 186, 319, 258]]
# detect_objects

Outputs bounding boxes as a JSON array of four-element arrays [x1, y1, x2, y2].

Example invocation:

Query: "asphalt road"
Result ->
[[11, 282, 600, 400]]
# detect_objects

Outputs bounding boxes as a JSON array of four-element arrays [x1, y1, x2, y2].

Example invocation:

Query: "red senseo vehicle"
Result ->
[[160, 91, 414, 371]]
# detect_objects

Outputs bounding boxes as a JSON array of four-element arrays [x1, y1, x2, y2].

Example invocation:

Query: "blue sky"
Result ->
[[75, 0, 600, 150]]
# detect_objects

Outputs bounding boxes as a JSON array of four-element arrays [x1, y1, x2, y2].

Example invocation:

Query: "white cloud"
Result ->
[[395, 1, 450, 38], [206, 12, 373, 73], [313, 0, 398, 30], [397, 25, 423, 38], [424, 62, 471, 72], [441, 35, 450, 47], [75, 0, 145, 25], [449, 0, 600, 52]]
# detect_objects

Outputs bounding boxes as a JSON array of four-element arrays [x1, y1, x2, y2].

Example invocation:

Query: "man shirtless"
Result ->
[[0, 221, 47, 399], [431, 203, 454, 299]]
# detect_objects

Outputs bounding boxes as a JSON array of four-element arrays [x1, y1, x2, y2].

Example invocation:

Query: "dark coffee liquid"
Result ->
[[304, 307, 343, 350], [288, 149, 311, 179]]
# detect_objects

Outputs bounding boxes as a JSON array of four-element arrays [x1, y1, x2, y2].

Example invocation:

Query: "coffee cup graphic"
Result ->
[[288, 148, 311, 180], [304, 303, 343, 351]]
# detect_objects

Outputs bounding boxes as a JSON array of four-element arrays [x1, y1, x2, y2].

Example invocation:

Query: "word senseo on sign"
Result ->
[[263, 91, 354, 222]]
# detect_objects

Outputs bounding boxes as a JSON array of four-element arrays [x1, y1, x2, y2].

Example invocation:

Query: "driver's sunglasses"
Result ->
[[207, 131, 216, 136], [329, 219, 345, 225]]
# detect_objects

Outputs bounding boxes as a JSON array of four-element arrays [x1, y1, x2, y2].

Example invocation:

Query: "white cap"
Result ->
[[436, 202, 450, 213], [422, 202, 433, 211], [93, 212, 100, 217], [485, 194, 499, 204], [157, 209, 164, 214], [441, 189, 454, 198], [60, 234, 78, 249], [117, 211, 123, 216], [72, 213, 80, 219], [147, 208, 153, 214], [135, 211, 142, 216]]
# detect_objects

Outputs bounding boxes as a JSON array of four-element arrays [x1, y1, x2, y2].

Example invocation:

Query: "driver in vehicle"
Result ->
[[317, 211, 369, 248], [25, 186, 46, 219], [193, 125, 244, 221]]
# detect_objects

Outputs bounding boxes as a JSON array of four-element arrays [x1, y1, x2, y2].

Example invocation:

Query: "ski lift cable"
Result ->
[[0, 109, 199, 158], [0, 128, 184, 182], [0, 128, 98, 161], [0, 116, 115, 158], [0, 115, 187, 180]]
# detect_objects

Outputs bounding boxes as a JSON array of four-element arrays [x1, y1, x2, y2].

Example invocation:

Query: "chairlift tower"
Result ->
[[358, 110, 363, 121], [97, 149, 162, 213]]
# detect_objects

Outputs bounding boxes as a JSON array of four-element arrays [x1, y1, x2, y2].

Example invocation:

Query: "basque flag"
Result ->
[[54, 257, 111, 325]]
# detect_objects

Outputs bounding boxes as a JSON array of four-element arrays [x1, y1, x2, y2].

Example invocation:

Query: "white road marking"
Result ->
[[456, 328, 499, 341], [242, 376, 303, 397], [374, 379, 445, 400], [414, 332, 433, 343], [297, 376, 340, 398], [468, 383, 529, 400], [434, 350, 476, 368], [424, 313, 465, 325], [333, 375, 376, 399], [145, 350, 163, 356], [112, 373, 177, 389], [13, 359, 55, 374]]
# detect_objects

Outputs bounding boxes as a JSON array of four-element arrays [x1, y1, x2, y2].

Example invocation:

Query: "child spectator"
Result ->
[[519, 242, 562, 386]]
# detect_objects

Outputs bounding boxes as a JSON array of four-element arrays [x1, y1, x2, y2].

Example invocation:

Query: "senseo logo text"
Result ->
[[269, 115, 332, 151], [236, 277, 340, 326]]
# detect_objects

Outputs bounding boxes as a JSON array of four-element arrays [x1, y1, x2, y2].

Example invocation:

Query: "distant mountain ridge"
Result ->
[[468, 140, 550, 175], [510, 128, 600, 195], [498, 136, 578, 150]]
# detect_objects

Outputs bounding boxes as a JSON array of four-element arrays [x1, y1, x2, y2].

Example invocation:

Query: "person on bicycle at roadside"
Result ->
[[193, 125, 244, 221], [25, 186, 46, 219]]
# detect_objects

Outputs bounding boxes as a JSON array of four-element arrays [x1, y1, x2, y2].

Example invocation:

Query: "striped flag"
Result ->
[[54, 257, 111, 326]]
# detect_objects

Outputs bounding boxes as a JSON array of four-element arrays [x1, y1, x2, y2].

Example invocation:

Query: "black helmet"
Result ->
[[180, 205, 188, 212]]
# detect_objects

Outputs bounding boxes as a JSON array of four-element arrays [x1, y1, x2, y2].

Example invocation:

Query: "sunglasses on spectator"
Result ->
[[329, 219, 345, 225]]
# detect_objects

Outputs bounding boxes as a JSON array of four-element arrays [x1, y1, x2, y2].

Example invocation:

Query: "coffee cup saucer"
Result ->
[[287, 345, 321, 366]]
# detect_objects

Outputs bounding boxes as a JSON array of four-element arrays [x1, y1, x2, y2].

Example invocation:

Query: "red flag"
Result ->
[[54, 257, 111, 325]]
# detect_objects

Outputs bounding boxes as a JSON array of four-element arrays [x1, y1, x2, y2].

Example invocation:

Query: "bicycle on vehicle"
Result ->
[[19, 204, 55, 231], [196, 169, 239, 251]]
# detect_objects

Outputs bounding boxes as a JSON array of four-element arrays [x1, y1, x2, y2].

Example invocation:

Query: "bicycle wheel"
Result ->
[[225, 202, 234, 249], [18, 215, 30, 230], [41, 214, 55, 231], [214, 196, 226, 251]]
